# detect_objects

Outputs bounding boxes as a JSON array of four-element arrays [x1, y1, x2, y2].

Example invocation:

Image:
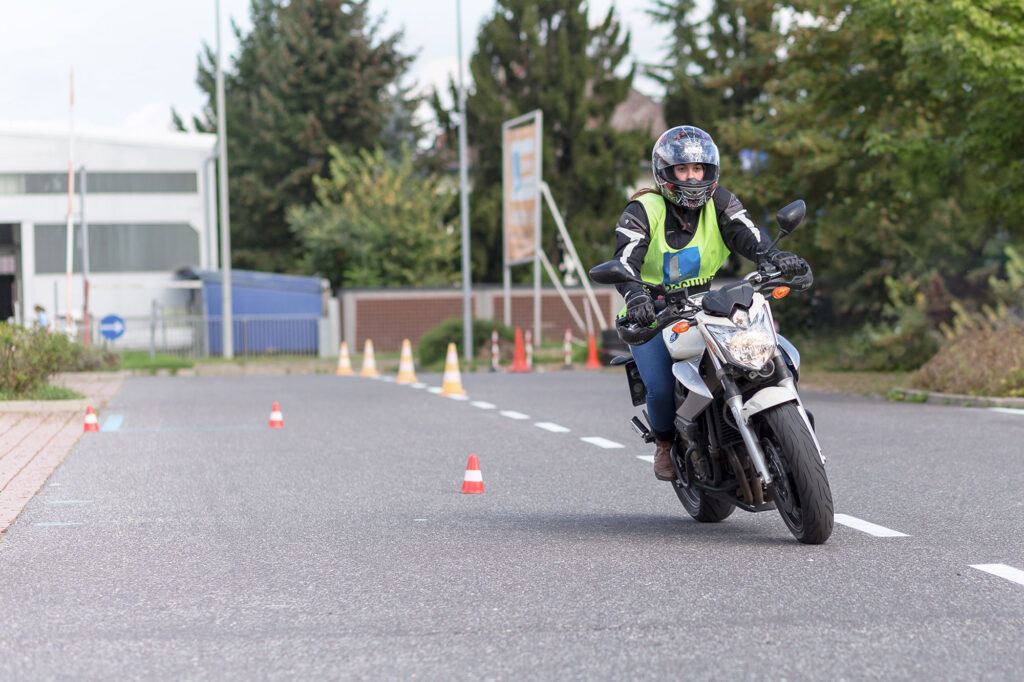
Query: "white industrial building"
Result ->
[[0, 121, 218, 328]]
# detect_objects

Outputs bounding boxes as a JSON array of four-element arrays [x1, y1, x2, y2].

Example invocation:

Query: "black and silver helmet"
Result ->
[[652, 125, 720, 209]]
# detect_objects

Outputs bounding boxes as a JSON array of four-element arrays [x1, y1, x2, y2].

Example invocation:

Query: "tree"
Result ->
[[439, 0, 647, 282], [646, 0, 776, 132], [712, 0, 1023, 325], [287, 146, 459, 288], [185, 0, 416, 272]]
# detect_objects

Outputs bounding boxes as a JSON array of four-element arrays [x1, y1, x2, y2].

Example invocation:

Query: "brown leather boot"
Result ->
[[653, 440, 676, 481]]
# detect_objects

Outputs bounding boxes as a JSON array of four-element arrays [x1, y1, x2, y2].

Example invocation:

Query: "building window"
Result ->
[[34, 223, 200, 273], [0, 172, 198, 194]]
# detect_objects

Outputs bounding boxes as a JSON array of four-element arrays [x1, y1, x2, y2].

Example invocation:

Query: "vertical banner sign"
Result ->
[[503, 112, 541, 265]]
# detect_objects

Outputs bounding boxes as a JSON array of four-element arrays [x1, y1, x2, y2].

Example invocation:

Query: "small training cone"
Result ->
[[395, 338, 418, 384], [509, 326, 530, 372], [585, 333, 602, 369], [336, 341, 353, 376], [83, 406, 99, 432], [563, 328, 574, 368], [460, 454, 484, 494], [269, 401, 284, 428], [439, 342, 467, 396], [360, 339, 380, 378]]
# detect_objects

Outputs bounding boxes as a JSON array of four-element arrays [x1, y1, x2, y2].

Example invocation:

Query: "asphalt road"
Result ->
[[0, 371, 1021, 680]]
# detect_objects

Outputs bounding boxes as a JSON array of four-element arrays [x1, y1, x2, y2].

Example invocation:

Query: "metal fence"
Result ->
[[82, 312, 330, 359]]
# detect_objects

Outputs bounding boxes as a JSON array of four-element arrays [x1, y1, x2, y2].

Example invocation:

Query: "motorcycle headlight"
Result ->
[[706, 306, 777, 370]]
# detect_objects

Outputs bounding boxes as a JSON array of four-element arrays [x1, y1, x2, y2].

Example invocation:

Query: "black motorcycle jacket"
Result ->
[[612, 186, 777, 302]]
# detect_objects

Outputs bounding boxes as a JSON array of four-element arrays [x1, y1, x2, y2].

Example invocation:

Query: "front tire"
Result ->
[[672, 441, 735, 522], [757, 403, 833, 544]]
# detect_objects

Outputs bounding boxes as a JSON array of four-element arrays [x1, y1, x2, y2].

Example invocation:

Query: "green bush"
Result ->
[[0, 322, 120, 396], [417, 318, 514, 367]]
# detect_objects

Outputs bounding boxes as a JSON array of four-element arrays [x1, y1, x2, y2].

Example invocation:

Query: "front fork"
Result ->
[[714, 355, 775, 487]]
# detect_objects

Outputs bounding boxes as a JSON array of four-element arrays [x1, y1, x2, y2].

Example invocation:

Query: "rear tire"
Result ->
[[672, 441, 735, 522], [757, 403, 833, 544]]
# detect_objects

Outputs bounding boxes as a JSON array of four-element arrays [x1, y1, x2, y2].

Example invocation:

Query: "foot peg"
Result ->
[[630, 416, 656, 443]]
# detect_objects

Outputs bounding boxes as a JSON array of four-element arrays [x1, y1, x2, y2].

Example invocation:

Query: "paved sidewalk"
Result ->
[[0, 372, 124, 537]]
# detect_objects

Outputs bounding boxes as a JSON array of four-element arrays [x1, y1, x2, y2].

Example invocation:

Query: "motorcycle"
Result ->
[[589, 200, 833, 544]]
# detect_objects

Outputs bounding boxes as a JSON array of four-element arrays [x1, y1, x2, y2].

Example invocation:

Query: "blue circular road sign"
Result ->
[[99, 314, 126, 340]]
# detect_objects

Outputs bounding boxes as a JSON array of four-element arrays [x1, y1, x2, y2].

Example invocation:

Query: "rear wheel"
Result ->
[[757, 403, 833, 544], [671, 441, 735, 522]]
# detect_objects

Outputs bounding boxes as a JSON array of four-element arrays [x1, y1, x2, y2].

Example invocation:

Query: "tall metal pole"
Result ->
[[65, 68, 75, 333], [80, 166, 90, 345], [215, 0, 234, 358], [456, 0, 473, 363]]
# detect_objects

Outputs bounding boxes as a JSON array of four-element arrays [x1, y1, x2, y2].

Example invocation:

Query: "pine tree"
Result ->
[[443, 0, 647, 282], [186, 0, 415, 272]]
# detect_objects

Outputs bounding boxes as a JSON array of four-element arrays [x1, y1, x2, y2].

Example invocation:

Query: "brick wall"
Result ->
[[339, 285, 622, 352]]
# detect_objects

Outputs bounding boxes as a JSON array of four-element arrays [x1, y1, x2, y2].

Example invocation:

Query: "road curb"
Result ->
[[889, 387, 1024, 409], [0, 399, 89, 414]]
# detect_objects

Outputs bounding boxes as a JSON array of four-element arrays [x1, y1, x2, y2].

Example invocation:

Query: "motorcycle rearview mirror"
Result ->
[[762, 199, 806, 253], [589, 260, 638, 285]]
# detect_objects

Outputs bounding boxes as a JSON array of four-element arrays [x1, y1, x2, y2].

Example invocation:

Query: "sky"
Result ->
[[0, 0, 678, 136]]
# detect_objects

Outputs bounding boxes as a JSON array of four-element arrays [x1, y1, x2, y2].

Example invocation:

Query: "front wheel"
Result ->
[[672, 441, 735, 522], [757, 403, 833, 544]]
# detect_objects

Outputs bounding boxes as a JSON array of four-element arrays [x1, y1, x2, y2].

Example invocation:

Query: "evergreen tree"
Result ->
[[186, 0, 415, 273], [441, 0, 647, 282]]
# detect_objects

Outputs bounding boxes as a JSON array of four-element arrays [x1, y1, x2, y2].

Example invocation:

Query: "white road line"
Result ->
[[427, 387, 443, 394], [470, 401, 496, 409], [410, 383, 427, 389], [581, 436, 625, 449], [834, 513, 909, 537], [534, 422, 570, 433], [499, 410, 530, 420], [636, 455, 654, 463], [446, 394, 470, 401], [989, 407, 1024, 416], [970, 563, 1024, 587]]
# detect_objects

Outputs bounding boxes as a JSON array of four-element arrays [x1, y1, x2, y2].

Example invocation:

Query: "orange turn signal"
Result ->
[[772, 286, 791, 299], [671, 320, 690, 333]]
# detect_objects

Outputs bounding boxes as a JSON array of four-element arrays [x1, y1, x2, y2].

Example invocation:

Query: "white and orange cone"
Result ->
[[336, 341, 353, 376], [269, 401, 284, 428], [360, 339, 380, 378], [563, 328, 573, 368], [395, 338, 418, 384], [438, 342, 467, 396], [525, 329, 534, 370], [83, 405, 99, 432], [460, 454, 484, 494]]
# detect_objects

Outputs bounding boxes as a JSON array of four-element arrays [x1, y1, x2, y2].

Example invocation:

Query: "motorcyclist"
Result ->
[[612, 125, 806, 481]]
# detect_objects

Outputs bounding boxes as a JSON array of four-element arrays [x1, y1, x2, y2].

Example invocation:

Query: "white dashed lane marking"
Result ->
[[834, 514, 909, 537], [471, 401, 496, 409], [534, 422, 570, 433], [581, 437, 624, 449], [970, 563, 1024, 588], [427, 387, 443, 394], [636, 455, 654, 463], [499, 410, 530, 420], [446, 394, 470, 401]]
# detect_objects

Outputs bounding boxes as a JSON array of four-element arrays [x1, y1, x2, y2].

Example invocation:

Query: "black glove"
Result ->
[[766, 250, 807, 278], [625, 292, 656, 327]]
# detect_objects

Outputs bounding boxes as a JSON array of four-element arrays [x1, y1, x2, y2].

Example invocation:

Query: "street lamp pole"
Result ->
[[457, 0, 473, 363], [215, 0, 234, 359]]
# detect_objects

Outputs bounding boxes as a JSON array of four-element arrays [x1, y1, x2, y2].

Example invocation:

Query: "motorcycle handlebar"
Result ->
[[615, 262, 814, 346]]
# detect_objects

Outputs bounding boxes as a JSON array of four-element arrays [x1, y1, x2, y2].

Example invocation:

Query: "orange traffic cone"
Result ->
[[509, 326, 530, 372], [460, 454, 484, 494], [585, 333, 602, 369], [439, 342, 467, 396], [336, 341, 353, 376], [360, 339, 380, 378], [269, 401, 284, 428], [396, 338, 418, 384], [83, 406, 99, 432]]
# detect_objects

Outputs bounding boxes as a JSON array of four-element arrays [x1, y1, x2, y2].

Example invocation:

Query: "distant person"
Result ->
[[610, 125, 807, 480], [33, 304, 49, 330]]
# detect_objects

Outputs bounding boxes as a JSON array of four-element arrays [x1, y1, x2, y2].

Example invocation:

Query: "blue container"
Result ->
[[181, 269, 324, 355]]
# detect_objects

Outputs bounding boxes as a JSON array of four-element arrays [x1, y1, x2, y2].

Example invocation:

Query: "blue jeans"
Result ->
[[630, 333, 676, 440]]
